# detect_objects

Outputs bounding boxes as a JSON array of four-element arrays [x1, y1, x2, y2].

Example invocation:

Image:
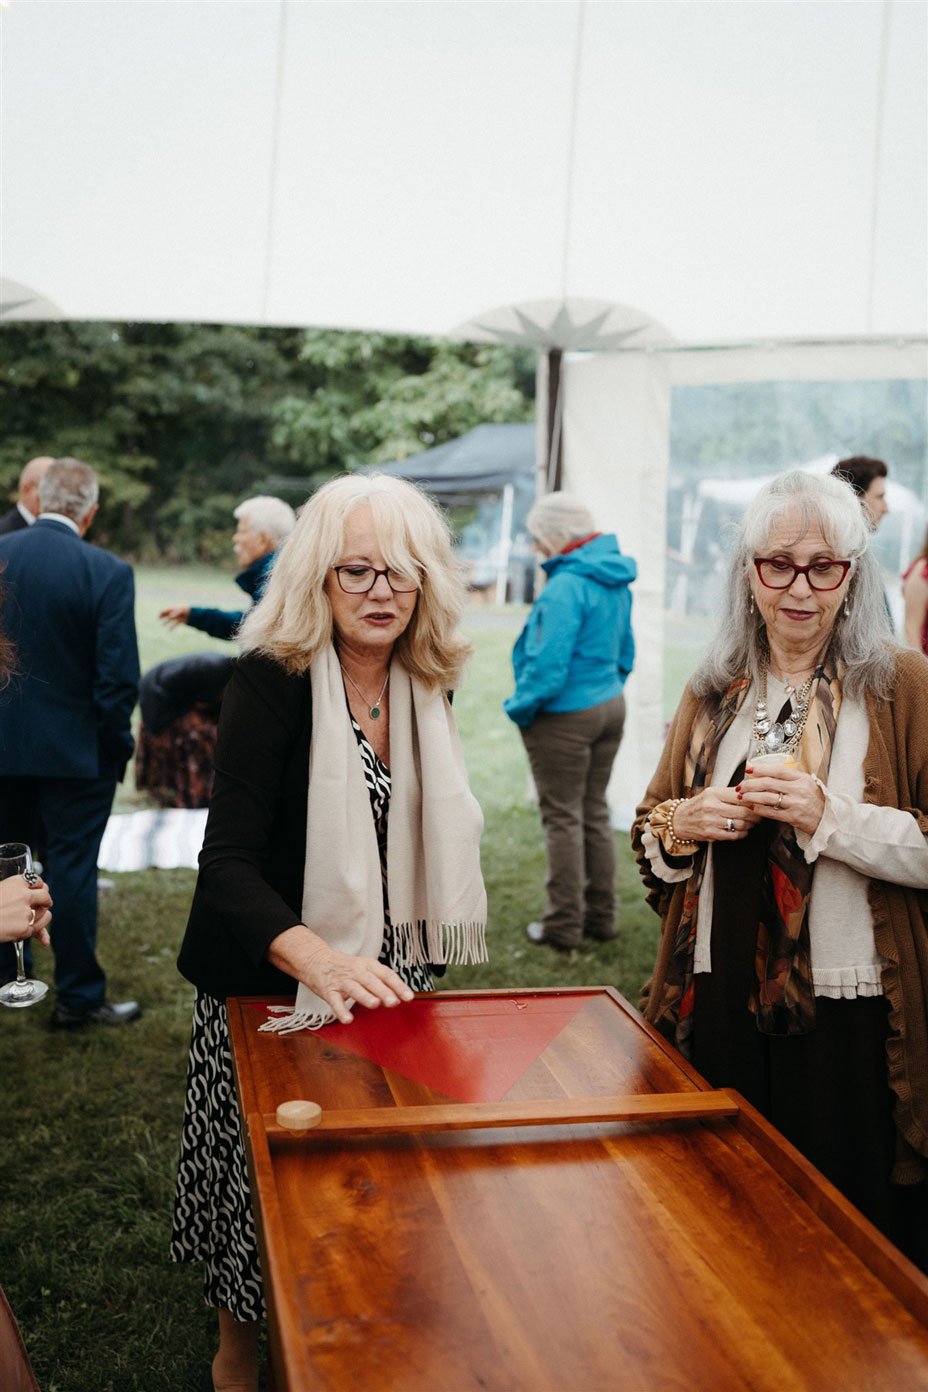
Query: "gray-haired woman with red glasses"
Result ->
[[633, 468, 928, 1272]]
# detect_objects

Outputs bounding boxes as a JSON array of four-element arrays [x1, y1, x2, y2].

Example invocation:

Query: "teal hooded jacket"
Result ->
[[503, 533, 636, 729]]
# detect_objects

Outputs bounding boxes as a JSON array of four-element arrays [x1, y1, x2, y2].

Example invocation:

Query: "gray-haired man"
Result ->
[[160, 495, 296, 640], [0, 458, 141, 1027]]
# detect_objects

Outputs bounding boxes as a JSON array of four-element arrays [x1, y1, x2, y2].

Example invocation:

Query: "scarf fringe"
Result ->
[[393, 918, 488, 968], [258, 1007, 336, 1035]]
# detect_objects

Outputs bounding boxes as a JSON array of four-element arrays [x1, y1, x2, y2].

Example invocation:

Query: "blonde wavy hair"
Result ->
[[238, 473, 472, 690]]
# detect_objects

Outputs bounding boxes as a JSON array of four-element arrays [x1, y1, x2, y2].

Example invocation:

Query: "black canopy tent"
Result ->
[[372, 422, 536, 602]]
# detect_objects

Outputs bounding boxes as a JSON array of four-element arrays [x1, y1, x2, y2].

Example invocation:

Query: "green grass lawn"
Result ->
[[1, 567, 703, 1391]]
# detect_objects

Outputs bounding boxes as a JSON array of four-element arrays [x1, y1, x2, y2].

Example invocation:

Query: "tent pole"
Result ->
[[495, 482, 515, 605], [546, 347, 564, 492]]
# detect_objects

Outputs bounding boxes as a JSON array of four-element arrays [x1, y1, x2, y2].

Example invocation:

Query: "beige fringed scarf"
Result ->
[[260, 643, 487, 1034]]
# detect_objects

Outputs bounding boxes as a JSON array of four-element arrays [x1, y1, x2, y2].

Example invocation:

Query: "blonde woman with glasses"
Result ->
[[171, 474, 487, 1391]]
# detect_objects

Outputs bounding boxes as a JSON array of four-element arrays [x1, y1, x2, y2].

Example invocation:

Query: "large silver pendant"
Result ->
[[764, 726, 786, 751], [370, 706, 381, 719]]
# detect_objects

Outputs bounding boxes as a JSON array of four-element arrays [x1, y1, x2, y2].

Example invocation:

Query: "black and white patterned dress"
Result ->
[[170, 718, 433, 1319]]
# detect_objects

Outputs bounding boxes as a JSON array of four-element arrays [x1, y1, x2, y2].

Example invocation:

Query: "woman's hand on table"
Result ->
[[737, 764, 826, 838], [267, 925, 414, 1024], [0, 874, 52, 945], [672, 786, 762, 843]]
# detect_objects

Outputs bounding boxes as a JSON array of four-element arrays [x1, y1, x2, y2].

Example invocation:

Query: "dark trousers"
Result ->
[[692, 821, 928, 1271], [0, 776, 115, 1012], [520, 694, 626, 947]]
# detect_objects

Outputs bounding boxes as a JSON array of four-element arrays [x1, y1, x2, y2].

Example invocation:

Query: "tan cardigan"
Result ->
[[632, 648, 928, 1183]]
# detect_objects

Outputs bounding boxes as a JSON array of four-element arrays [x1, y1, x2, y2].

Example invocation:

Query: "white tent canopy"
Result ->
[[1, 0, 925, 342]]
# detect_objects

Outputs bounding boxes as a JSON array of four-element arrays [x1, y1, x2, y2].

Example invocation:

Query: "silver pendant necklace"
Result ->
[[341, 666, 389, 719], [752, 658, 820, 755]]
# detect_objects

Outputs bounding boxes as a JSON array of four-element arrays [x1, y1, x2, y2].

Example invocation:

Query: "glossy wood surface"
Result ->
[[229, 988, 928, 1392]]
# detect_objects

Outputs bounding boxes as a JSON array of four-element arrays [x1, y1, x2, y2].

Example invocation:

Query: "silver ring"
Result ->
[[776, 792, 784, 810], [724, 817, 735, 833]]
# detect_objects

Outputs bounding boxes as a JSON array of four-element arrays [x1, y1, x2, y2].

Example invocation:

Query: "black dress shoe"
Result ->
[[525, 921, 578, 952], [50, 1000, 142, 1030]]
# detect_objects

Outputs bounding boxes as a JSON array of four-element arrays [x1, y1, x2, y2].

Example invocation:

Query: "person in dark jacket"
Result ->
[[0, 455, 53, 534], [171, 473, 487, 1392], [159, 495, 295, 640], [135, 652, 236, 807], [0, 457, 140, 1024], [504, 491, 636, 951]]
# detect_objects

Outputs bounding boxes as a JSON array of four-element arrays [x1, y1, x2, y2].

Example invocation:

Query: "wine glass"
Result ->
[[0, 843, 49, 1008]]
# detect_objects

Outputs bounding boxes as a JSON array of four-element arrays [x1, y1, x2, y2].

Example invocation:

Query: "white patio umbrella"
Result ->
[[452, 297, 674, 492]]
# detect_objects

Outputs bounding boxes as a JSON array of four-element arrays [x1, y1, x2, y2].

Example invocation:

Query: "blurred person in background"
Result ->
[[0, 458, 140, 1026], [159, 495, 296, 640], [135, 652, 236, 808], [504, 491, 636, 951], [0, 603, 54, 952], [0, 455, 54, 534], [902, 525, 928, 656], [831, 455, 889, 531]]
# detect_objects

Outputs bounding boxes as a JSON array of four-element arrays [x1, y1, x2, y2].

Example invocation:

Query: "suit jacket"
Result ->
[[0, 506, 28, 536], [0, 518, 140, 780]]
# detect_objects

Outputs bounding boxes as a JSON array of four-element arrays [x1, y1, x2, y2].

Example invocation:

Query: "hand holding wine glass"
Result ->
[[0, 843, 51, 1008]]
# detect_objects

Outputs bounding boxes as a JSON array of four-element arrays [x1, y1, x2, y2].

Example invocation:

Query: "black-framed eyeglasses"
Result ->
[[753, 557, 852, 591], [331, 565, 419, 595]]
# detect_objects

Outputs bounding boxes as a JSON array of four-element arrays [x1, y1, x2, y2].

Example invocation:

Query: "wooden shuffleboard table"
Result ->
[[228, 987, 928, 1392]]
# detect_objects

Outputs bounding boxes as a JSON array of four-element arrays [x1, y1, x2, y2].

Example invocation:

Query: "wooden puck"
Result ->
[[276, 1099, 323, 1132]]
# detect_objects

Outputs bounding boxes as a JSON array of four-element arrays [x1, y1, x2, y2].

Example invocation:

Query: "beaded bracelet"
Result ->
[[649, 796, 699, 857]]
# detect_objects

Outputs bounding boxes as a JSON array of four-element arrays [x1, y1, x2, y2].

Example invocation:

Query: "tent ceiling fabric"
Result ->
[[1, 1, 925, 342]]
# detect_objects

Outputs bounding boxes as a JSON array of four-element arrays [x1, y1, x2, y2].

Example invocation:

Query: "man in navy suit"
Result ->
[[0, 457, 142, 1027], [0, 455, 54, 535]]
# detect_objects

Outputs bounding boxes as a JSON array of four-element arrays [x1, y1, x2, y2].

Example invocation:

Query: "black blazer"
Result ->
[[177, 654, 313, 999], [0, 518, 139, 779], [0, 506, 28, 536]]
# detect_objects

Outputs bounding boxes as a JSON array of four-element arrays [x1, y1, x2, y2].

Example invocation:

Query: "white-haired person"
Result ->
[[160, 494, 296, 640], [504, 492, 636, 950], [632, 469, 928, 1271], [170, 473, 488, 1391]]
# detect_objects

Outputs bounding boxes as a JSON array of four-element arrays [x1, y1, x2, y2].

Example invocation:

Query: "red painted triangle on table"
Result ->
[[314, 994, 590, 1102]]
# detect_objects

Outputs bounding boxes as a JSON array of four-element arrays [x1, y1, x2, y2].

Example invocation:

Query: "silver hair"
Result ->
[[234, 495, 296, 546], [38, 457, 99, 522], [526, 491, 596, 552], [691, 469, 897, 701]]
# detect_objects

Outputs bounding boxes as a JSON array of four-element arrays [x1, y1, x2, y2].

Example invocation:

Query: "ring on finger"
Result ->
[[28, 907, 36, 927], [776, 791, 785, 810], [724, 817, 735, 833]]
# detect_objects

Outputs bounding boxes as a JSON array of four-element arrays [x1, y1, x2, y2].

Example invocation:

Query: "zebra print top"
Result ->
[[350, 714, 434, 993]]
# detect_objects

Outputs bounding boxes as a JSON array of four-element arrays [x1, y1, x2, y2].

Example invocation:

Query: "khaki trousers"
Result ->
[[520, 694, 626, 948]]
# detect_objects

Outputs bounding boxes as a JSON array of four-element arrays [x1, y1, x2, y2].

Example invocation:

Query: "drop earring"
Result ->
[[843, 594, 850, 617], [749, 592, 755, 616]]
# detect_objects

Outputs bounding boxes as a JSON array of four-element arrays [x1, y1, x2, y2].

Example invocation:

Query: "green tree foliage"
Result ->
[[0, 322, 535, 562]]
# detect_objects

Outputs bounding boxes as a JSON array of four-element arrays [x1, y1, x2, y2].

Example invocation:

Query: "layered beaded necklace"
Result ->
[[752, 657, 822, 756]]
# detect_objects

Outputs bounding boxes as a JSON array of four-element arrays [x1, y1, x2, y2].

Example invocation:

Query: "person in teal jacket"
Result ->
[[504, 491, 636, 950]]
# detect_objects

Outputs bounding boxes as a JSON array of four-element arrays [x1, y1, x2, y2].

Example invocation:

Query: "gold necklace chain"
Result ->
[[341, 666, 390, 720]]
